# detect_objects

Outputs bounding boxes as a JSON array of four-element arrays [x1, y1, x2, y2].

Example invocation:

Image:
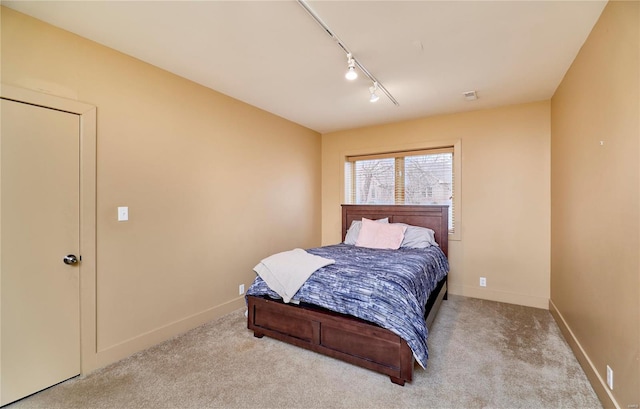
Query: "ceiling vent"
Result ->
[[463, 90, 478, 101]]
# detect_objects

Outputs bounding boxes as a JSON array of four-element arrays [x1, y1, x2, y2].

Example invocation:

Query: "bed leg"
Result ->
[[389, 376, 406, 386]]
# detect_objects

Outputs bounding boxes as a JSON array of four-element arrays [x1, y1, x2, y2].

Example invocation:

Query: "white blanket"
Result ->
[[253, 248, 335, 303]]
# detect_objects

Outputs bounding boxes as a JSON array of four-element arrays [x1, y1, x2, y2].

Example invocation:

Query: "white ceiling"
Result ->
[[3, 0, 607, 133]]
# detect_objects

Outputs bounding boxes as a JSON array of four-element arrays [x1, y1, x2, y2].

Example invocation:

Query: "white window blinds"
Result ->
[[345, 147, 455, 233]]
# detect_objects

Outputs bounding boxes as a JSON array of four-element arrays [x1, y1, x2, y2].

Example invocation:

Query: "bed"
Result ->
[[246, 204, 449, 386]]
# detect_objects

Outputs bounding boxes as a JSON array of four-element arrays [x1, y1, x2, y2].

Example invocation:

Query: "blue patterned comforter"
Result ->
[[246, 243, 449, 367]]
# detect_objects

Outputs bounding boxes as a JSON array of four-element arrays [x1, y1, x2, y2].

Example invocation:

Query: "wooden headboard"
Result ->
[[341, 205, 449, 257]]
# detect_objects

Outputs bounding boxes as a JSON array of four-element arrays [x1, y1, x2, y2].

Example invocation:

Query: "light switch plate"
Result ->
[[118, 206, 129, 222]]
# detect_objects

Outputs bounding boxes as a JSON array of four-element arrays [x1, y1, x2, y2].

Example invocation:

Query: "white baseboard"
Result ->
[[549, 299, 619, 409], [91, 296, 246, 372]]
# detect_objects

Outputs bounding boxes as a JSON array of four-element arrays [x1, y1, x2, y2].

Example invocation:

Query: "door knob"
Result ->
[[63, 254, 78, 265]]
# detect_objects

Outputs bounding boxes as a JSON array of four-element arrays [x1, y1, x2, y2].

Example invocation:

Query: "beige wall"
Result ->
[[5, 3, 638, 406], [1, 7, 321, 370], [550, 1, 640, 408], [322, 101, 551, 309]]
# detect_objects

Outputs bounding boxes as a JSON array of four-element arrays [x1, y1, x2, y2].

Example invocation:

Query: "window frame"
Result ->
[[341, 140, 461, 241]]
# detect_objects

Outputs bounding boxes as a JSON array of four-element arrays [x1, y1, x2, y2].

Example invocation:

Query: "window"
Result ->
[[345, 147, 456, 233]]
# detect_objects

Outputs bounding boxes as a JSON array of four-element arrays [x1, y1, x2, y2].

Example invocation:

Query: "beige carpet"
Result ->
[[7, 295, 602, 409]]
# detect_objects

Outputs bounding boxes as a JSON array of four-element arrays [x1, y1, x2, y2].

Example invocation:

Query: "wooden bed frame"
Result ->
[[247, 205, 449, 386]]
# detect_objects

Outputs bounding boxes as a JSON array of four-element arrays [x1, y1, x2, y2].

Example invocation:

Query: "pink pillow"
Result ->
[[355, 218, 407, 250]]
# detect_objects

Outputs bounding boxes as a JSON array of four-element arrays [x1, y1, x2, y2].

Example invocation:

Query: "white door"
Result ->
[[0, 99, 81, 406]]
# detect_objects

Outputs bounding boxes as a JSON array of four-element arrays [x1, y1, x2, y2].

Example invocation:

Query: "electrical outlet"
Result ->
[[479, 277, 487, 287], [606, 365, 613, 390], [239, 284, 245, 295]]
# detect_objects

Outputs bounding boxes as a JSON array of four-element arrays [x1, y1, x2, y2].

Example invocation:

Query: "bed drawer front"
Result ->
[[252, 299, 315, 342], [321, 323, 402, 369]]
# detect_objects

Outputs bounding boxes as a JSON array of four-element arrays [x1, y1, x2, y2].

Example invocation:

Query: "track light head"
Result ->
[[369, 82, 380, 102], [346, 66, 357, 81], [345, 53, 358, 80]]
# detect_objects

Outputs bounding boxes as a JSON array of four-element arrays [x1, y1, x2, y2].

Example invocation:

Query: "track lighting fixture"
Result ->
[[297, 0, 399, 106], [369, 82, 380, 103], [345, 53, 358, 80]]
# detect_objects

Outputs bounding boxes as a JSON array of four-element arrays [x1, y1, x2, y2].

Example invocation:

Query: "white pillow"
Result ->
[[394, 223, 438, 248], [355, 218, 407, 250], [344, 217, 388, 245]]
